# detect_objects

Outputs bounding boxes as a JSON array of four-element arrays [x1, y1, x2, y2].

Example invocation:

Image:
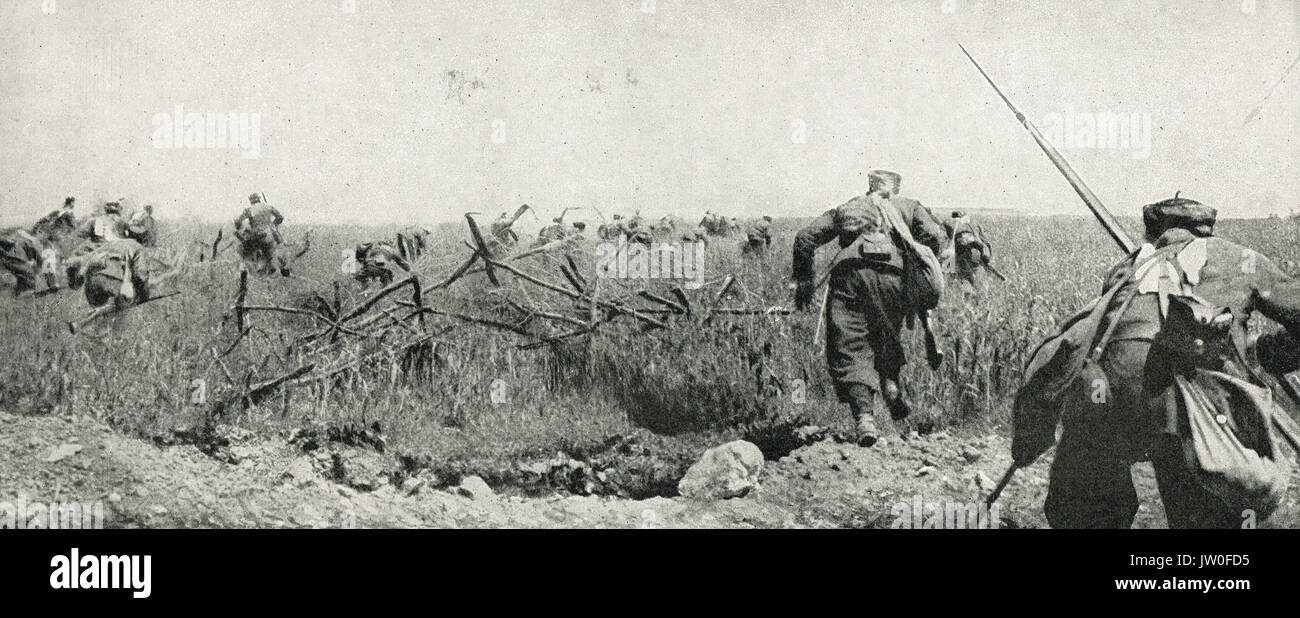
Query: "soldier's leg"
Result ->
[[1149, 436, 1243, 529], [824, 276, 882, 446], [858, 269, 910, 420], [1044, 428, 1139, 528]]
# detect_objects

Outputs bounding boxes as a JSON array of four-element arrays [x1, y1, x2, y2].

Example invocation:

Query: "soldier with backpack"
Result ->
[[793, 169, 945, 446], [1013, 195, 1300, 528]]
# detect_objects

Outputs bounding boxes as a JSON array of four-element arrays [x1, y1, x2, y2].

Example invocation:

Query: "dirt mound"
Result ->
[[5, 409, 1299, 528]]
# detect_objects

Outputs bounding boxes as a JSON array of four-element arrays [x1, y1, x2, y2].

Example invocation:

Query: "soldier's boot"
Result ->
[[847, 385, 880, 447], [882, 378, 910, 421]]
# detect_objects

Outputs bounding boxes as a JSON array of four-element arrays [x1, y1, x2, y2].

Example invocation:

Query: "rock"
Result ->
[[961, 446, 983, 463], [400, 476, 426, 495], [134, 486, 149, 498], [41, 443, 83, 463], [107, 492, 122, 503], [456, 475, 495, 500], [280, 458, 317, 488], [916, 466, 937, 477], [921, 456, 937, 467], [149, 504, 168, 516], [332, 450, 389, 491], [974, 471, 996, 491], [676, 440, 764, 500]]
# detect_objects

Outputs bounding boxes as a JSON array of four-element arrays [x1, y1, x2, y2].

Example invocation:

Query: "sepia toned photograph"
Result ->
[[2, 0, 1299, 585]]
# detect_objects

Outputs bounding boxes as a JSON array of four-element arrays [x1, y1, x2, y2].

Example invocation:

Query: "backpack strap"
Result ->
[[1087, 239, 1195, 361]]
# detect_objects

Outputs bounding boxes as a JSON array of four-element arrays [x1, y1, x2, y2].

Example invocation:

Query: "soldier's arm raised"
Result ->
[[271, 207, 284, 226], [791, 210, 837, 283]]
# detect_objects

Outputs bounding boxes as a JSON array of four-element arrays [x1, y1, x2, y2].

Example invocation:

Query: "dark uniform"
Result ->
[[1016, 196, 1300, 528], [742, 216, 773, 254], [32, 197, 78, 240], [234, 194, 285, 275], [67, 238, 149, 308], [127, 205, 157, 247], [353, 241, 410, 286], [1, 229, 46, 297], [942, 212, 993, 287], [793, 170, 944, 444]]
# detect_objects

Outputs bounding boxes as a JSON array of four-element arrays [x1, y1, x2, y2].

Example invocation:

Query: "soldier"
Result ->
[[75, 201, 127, 246], [534, 216, 568, 248], [0, 228, 51, 297], [396, 226, 431, 261], [353, 240, 410, 286], [490, 211, 520, 248], [127, 204, 157, 247], [32, 197, 78, 239], [623, 211, 653, 246], [742, 216, 774, 254], [598, 214, 626, 242], [793, 170, 944, 445], [941, 210, 1000, 287], [234, 193, 285, 275], [65, 238, 150, 308], [1013, 195, 1300, 528]]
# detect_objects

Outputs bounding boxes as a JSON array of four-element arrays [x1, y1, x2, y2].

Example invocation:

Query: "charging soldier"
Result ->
[[793, 170, 944, 446]]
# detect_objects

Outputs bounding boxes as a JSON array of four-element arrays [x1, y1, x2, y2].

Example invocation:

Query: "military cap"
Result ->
[[1143, 192, 1216, 237], [868, 169, 902, 192], [572, 221, 587, 230], [104, 201, 122, 214], [249, 193, 262, 204], [951, 211, 965, 218], [64, 196, 76, 206], [762, 215, 773, 222]]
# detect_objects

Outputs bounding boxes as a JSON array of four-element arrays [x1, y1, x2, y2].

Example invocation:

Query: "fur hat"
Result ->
[[1143, 192, 1216, 238]]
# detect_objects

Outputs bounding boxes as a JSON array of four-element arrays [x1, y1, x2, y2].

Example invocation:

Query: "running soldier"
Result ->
[[234, 193, 286, 275], [793, 170, 944, 445], [941, 210, 1002, 287], [742, 216, 773, 254]]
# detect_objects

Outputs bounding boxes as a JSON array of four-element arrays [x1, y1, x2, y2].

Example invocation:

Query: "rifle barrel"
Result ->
[[957, 43, 1137, 254]]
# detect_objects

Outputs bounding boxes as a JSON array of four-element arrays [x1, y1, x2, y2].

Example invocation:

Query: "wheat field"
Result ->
[[3, 212, 1298, 497]]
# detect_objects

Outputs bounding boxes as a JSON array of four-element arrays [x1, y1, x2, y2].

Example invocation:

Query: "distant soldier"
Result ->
[[597, 215, 625, 242], [491, 212, 518, 246], [623, 211, 653, 246], [353, 240, 410, 286], [32, 197, 78, 239], [65, 238, 150, 308], [75, 201, 127, 247], [793, 170, 944, 446], [941, 210, 1000, 287], [396, 226, 431, 261], [127, 204, 157, 247], [1013, 195, 1300, 528], [234, 193, 285, 275], [534, 217, 568, 247], [742, 216, 774, 254], [0, 228, 53, 297]]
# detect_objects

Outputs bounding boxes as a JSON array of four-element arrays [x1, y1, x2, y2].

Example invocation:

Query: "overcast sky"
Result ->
[[1, 0, 1296, 226]]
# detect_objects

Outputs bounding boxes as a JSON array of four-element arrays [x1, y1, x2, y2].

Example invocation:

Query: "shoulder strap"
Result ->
[[1087, 239, 1195, 360]]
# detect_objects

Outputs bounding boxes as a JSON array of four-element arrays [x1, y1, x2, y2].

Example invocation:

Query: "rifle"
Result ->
[[958, 42, 1136, 254], [960, 41, 1300, 506]]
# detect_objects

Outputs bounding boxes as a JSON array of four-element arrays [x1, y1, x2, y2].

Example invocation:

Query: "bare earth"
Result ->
[[4, 410, 1298, 529]]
